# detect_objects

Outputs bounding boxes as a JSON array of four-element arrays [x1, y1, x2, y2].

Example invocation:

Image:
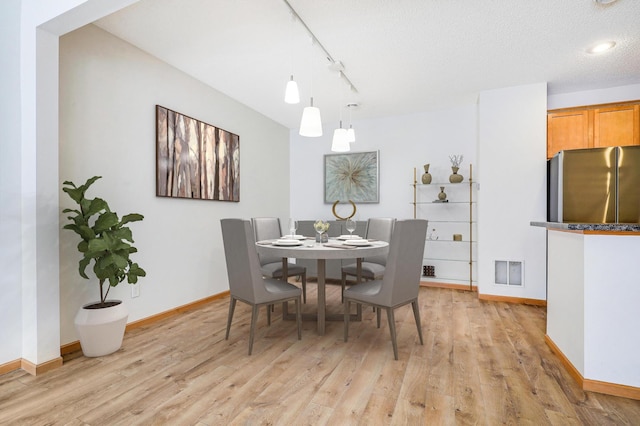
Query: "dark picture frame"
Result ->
[[324, 151, 379, 203], [156, 105, 240, 202]]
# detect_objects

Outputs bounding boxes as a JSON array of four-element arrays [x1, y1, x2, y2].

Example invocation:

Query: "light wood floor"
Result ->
[[1, 286, 639, 425]]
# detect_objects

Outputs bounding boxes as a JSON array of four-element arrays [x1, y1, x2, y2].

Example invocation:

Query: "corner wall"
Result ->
[[477, 83, 548, 300]]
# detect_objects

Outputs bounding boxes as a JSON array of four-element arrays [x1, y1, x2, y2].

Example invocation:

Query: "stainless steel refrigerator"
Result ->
[[548, 146, 640, 223]]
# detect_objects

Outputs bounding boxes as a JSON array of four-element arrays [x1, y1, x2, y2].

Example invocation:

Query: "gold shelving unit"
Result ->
[[412, 164, 475, 291]]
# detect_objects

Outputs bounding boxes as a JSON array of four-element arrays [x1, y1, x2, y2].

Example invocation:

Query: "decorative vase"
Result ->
[[449, 166, 464, 183], [421, 164, 432, 184], [74, 300, 128, 357], [438, 187, 447, 201]]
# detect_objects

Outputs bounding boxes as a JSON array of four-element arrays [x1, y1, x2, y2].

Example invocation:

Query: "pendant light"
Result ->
[[299, 97, 322, 137], [331, 75, 350, 152], [299, 38, 322, 137], [284, 75, 300, 104], [284, 12, 300, 104], [331, 121, 350, 152]]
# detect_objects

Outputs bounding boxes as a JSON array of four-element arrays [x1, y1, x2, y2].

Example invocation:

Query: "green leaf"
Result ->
[[110, 253, 128, 269], [87, 238, 109, 254], [127, 263, 146, 284], [78, 256, 91, 279], [63, 223, 81, 233], [63, 176, 101, 206], [77, 225, 95, 241], [77, 240, 88, 253], [79, 198, 93, 216], [86, 198, 109, 217], [62, 186, 83, 204], [94, 211, 118, 233], [121, 213, 144, 225], [112, 227, 134, 243], [129, 263, 146, 277]]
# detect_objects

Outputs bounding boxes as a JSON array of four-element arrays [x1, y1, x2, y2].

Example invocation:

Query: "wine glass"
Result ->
[[288, 218, 298, 238], [345, 218, 356, 238], [314, 220, 327, 244]]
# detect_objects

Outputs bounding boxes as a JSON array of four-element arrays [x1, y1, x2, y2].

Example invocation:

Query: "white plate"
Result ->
[[337, 235, 363, 240], [345, 239, 370, 246], [281, 234, 306, 240], [273, 240, 303, 246]]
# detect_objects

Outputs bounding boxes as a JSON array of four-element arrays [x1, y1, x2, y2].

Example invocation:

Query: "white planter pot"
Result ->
[[74, 300, 128, 357]]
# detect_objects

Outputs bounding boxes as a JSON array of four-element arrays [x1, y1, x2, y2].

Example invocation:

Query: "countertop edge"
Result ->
[[530, 221, 640, 232]]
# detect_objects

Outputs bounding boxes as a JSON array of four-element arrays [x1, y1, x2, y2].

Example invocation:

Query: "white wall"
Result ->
[[290, 105, 478, 221], [290, 105, 478, 286], [58, 24, 290, 346], [477, 83, 548, 300], [0, 0, 24, 365], [548, 83, 640, 110]]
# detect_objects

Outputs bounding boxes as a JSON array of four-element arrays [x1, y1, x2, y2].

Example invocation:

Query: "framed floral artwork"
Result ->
[[324, 151, 379, 203]]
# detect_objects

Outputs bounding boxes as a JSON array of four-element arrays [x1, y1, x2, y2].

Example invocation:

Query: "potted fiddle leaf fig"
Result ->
[[62, 176, 146, 357]]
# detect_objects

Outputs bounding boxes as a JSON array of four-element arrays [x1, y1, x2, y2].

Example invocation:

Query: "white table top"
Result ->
[[255, 238, 389, 260]]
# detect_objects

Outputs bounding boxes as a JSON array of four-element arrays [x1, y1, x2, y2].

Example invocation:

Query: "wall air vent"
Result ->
[[495, 260, 523, 286]]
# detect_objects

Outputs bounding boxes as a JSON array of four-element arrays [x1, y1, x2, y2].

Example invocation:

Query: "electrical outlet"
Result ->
[[131, 283, 140, 298]]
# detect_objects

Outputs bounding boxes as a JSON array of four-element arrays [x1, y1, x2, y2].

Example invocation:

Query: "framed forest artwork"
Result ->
[[324, 151, 379, 203], [156, 105, 240, 201]]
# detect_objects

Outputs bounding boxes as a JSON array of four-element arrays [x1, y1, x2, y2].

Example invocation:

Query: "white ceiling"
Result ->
[[94, 0, 640, 130]]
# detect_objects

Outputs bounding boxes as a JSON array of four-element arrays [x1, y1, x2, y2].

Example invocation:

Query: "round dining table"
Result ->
[[256, 238, 389, 335]]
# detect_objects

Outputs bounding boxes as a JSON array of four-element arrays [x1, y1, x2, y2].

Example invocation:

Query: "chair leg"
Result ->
[[267, 303, 271, 326], [376, 306, 381, 328], [341, 272, 347, 303], [301, 272, 307, 304], [248, 305, 259, 356], [225, 297, 237, 340], [411, 299, 424, 345], [386, 307, 399, 360], [344, 300, 351, 342], [295, 296, 302, 340]]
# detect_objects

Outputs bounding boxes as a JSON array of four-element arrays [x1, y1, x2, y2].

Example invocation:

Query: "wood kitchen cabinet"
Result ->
[[593, 104, 640, 148], [547, 101, 640, 158], [547, 110, 590, 158]]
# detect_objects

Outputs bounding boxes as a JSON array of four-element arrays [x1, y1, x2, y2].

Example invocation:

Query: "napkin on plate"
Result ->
[[275, 238, 299, 244], [347, 239, 370, 246], [338, 234, 362, 240], [281, 234, 306, 240]]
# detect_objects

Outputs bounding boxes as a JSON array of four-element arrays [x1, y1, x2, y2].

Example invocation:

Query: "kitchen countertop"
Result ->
[[530, 221, 640, 232]]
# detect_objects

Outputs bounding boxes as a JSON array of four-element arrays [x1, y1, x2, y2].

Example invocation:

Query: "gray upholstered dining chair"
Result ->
[[340, 217, 396, 300], [251, 217, 307, 303], [343, 219, 428, 360], [221, 218, 302, 355]]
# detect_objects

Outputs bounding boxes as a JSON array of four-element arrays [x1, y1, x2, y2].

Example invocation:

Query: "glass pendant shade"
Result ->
[[346, 126, 356, 143], [331, 128, 350, 152], [299, 98, 322, 137], [284, 75, 300, 104]]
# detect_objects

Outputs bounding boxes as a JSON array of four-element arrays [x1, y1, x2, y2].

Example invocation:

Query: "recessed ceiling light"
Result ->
[[593, 0, 618, 4], [586, 41, 616, 54]]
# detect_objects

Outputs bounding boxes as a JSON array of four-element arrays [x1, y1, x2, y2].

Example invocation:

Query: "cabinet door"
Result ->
[[593, 105, 640, 148], [547, 110, 591, 159]]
